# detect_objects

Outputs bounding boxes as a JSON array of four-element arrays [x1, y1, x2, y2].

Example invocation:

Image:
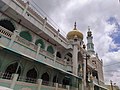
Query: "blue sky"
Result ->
[[108, 17, 120, 52]]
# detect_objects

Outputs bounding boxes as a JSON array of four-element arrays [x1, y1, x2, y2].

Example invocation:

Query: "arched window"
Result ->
[[26, 68, 37, 83], [62, 77, 70, 85], [41, 72, 49, 81], [47, 45, 54, 54], [53, 75, 58, 83], [35, 39, 45, 49], [4, 62, 21, 79], [0, 19, 15, 32], [19, 31, 32, 42], [56, 52, 61, 58], [67, 53, 72, 58]]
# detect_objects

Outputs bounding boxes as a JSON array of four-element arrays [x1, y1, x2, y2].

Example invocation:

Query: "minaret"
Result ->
[[87, 26, 95, 54], [67, 22, 83, 75]]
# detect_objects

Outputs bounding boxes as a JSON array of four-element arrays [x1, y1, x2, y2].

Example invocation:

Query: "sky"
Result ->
[[24, 0, 120, 87]]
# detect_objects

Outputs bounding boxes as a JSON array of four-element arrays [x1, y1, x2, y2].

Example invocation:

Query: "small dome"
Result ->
[[67, 22, 83, 40]]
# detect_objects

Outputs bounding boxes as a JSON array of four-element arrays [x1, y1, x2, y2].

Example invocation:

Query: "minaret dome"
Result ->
[[67, 22, 83, 40]]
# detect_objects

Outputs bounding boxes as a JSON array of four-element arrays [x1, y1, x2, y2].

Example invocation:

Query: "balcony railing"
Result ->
[[0, 72, 13, 80], [0, 72, 69, 89], [0, 26, 13, 38], [0, 26, 71, 71], [18, 76, 37, 83]]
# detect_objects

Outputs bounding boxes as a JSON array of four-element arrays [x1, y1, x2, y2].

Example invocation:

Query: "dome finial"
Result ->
[[74, 22, 77, 30]]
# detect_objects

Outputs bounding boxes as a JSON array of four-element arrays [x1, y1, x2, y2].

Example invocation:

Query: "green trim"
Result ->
[[47, 45, 54, 54], [19, 31, 32, 42], [0, 39, 81, 79], [35, 39, 45, 49]]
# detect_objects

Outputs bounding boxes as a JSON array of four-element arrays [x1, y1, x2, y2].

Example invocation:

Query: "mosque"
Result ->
[[0, 0, 108, 90]]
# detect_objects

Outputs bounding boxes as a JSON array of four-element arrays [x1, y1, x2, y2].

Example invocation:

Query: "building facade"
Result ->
[[0, 0, 107, 90]]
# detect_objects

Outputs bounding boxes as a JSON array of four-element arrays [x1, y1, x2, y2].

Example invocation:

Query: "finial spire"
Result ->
[[88, 26, 90, 31], [74, 22, 77, 30]]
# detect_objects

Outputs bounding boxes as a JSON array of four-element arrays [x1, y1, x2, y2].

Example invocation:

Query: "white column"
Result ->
[[22, 1, 29, 16], [89, 83, 94, 90], [42, 18, 47, 30], [37, 79, 42, 90], [55, 83, 58, 90], [8, 30, 19, 48], [36, 44, 41, 59], [10, 74, 18, 89], [54, 49, 57, 63], [72, 44, 78, 75], [66, 85, 70, 90], [38, 18, 47, 34], [32, 35, 36, 44], [83, 54, 86, 90]]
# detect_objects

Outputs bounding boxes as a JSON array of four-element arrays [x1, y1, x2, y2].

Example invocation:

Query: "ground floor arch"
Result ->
[[26, 68, 37, 83]]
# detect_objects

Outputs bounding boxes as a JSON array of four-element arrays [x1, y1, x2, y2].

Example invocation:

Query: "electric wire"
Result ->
[[29, 0, 67, 37], [103, 62, 120, 67]]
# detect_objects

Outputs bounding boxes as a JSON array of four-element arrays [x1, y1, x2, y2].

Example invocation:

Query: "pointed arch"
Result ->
[[47, 45, 54, 54], [0, 19, 15, 32], [26, 68, 37, 83], [62, 77, 70, 85], [19, 31, 32, 42], [64, 52, 72, 62], [4, 62, 21, 79], [26, 68, 37, 79], [53, 75, 58, 83], [41, 72, 49, 82], [5, 62, 21, 75], [56, 51, 61, 58], [35, 39, 45, 49]]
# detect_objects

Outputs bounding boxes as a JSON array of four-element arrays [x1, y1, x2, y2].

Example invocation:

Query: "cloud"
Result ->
[[27, 0, 120, 87]]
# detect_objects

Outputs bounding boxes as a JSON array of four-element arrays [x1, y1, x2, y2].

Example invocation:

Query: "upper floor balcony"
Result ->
[[0, 26, 73, 73]]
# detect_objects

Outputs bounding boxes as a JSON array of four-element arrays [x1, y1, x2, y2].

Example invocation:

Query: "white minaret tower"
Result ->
[[67, 22, 83, 75], [87, 27, 95, 55]]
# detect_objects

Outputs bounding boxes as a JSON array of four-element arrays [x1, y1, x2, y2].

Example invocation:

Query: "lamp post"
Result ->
[[110, 80, 113, 90], [83, 53, 90, 90], [86, 54, 90, 85]]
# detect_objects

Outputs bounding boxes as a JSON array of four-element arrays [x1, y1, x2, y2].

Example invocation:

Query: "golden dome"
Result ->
[[67, 22, 83, 40]]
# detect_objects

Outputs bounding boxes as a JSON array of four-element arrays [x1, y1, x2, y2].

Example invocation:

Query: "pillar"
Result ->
[[36, 44, 41, 59], [83, 54, 87, 90], [10, 74, 18, 89], [54, 49, 57, 63], [66, 85, 70, 90], [42, 18, 47, 30], [72, 44, 78, 75], [22, 1, 29, 16], [8, 30, 19, 48], [38, 17, 47, 34], [89, 83, 94, 90], [55, 83, 58, 90], [37, 79, 42, 90]]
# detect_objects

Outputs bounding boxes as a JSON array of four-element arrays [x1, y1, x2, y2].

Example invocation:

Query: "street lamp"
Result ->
[[110, 80, 113, 90], [86, 54, 90, 83]]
